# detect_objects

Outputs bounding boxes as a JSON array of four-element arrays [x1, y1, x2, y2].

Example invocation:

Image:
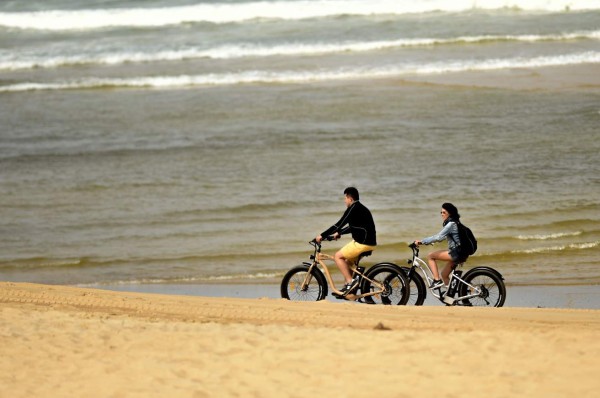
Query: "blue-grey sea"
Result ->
[[1, 1, 599, 307]]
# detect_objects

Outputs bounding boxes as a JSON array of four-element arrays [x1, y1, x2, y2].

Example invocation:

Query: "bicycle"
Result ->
[[399, 242, 506, 307], [280, 238, 410, 305]]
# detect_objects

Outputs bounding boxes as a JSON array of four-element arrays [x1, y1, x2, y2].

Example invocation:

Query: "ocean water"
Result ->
[[1, 0, 599, 292]]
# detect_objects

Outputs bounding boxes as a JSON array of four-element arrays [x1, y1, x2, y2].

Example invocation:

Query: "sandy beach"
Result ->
[[1, 282, 598, 397]]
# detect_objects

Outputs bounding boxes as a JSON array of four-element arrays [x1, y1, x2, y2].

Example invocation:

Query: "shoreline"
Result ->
[[90, 282, 600, 309]]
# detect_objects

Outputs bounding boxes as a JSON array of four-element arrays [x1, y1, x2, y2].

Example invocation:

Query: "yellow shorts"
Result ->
[[340, 241, 376, 264]]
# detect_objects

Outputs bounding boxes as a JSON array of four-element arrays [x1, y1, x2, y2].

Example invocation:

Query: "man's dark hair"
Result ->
[[344, 187, 359, 201]]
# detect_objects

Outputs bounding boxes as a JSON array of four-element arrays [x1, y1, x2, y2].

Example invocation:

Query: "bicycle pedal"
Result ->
[[344, 294, 358, 301], [443, 296, 456, 305]]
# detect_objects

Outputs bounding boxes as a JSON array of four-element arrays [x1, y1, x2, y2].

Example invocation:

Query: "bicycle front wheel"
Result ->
[[361, 264, 410, 305], [402, 266, 427, 306], [280, 265, 328, 301], [459, 268, 506, 307]]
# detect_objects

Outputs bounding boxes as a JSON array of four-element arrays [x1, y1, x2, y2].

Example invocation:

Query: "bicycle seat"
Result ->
[[358, 251, 373, 260]]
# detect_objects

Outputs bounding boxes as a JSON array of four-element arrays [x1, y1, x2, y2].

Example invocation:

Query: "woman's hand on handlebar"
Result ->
[[409, 241, 422, 250]]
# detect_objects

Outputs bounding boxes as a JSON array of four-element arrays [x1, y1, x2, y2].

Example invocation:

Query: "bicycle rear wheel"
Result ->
[[280, 265, 328, 301], [361, 264, 409, 305], [459, 268, 506, 307]]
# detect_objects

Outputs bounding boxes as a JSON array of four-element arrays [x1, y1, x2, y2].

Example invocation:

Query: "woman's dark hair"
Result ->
[[344, 187, 360, 201], [442, 202, 460, 220]]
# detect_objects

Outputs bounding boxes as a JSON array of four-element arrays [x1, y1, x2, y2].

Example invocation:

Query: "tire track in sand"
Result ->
[[2, 282, 599, 332]]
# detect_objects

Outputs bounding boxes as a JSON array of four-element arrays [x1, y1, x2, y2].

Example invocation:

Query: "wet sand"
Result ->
[[98, 282, 600, 309]]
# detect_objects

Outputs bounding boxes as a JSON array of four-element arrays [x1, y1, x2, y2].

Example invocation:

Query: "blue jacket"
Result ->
[[422, 219, 460, 249]]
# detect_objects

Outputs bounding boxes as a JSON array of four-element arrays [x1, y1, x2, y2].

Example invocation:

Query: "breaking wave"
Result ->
[[2, 31, 598, 71], [2, 51, 598, 92], [2, 1, 599, 31]]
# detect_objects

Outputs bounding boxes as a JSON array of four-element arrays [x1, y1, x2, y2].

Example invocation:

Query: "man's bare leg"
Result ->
[[334, 250, 353, 283]]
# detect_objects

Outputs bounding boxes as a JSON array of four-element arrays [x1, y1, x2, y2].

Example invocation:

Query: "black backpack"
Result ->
[[454, 221, 477, 259]]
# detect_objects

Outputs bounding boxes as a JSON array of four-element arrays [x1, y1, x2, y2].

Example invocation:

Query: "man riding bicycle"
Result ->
[[315, 187, 377, 296]]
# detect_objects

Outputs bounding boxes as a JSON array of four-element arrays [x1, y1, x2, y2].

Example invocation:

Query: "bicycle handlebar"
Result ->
[[410, 241, 432, 248], [409, 241, 421, 257], [310, 235, 335, 246]]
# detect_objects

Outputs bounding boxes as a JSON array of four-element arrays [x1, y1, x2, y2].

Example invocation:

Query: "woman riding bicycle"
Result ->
[[415, 203, 464, 289]]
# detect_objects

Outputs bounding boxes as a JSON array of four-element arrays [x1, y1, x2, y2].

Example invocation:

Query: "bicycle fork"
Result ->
[[300, 261, 317, 291]]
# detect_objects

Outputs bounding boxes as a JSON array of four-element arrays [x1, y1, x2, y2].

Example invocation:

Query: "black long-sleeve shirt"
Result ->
[[321, 200, 377, 246]]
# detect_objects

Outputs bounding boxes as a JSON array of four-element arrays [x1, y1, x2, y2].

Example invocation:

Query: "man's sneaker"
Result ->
[[340, 278, 360, 296], [429, 279, 444, 289]]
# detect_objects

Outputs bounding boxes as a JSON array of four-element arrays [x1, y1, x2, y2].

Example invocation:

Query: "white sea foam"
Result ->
[[1, 0, 598, 31], [1, 51, 597, 92], [2, 31, 598, 71], [519, 241, 600, 253], [517, 231, 583, 240]]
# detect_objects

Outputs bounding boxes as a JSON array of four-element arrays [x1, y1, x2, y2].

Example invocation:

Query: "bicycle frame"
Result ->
[[407, 243, 485, 305], [302, 241, 388, 301]]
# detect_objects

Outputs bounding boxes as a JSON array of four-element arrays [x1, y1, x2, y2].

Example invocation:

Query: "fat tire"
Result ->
[[459, 268, 506, 307], [401, 266, 427, 306], [361, 264, 410, 305], [280, 265, 328, 301]]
